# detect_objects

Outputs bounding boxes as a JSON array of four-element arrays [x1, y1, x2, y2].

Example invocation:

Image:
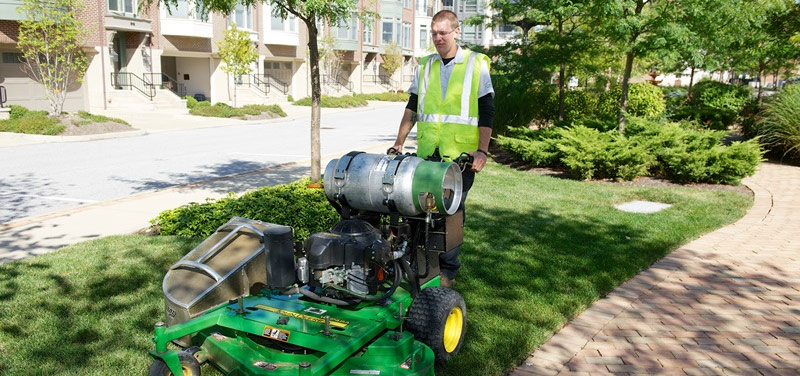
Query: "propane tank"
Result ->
[[323, 152, 462, 216]]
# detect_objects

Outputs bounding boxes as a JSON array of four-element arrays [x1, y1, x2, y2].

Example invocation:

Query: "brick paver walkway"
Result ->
[[511, 162, 800, 376]]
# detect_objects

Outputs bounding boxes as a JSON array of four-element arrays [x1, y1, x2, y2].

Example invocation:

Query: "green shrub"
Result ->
[[0, 111, 64, 135], [287, 95, 294, 102], [9, 105, 29, 120], [293, 95, 368, 108], [671, 80, 752, 129], [543, 89, 600, 122], [689, 80, 751, 113], [756, 84, 800, 159], [354, 92, 410, 102], [152, 179, 339, 241], [554, 126, 655, 180], [188, 103, 285, 118], [496, 135, 559, 166], [196, 100, 211, 107], [594, 83, 666, 120], [493, 75, 557, 134], [184, 96, 198, 109], [77, 111, 130, 125], [497, 117, 762, 184]]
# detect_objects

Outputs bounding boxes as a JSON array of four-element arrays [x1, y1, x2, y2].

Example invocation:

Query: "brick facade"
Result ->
[[0, 20, 19, 45]]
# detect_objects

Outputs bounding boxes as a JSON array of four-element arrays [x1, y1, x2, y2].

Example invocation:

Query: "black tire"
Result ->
[[405, 286, 467, 364], [148, 350, 201, 376]]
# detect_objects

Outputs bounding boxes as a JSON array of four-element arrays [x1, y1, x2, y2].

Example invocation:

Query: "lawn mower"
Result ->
[[148, 151, 472, 376]]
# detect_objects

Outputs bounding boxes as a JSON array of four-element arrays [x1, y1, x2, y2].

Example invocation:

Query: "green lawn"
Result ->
[[0, 161, 752, 375]]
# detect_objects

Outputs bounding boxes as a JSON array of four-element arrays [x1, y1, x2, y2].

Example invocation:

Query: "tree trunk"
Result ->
[[557, 18, 565, 122], [618, 50, 635, 133], [756, 61, 764, 105], [688, 64, 696, 98], [307, 19, 322, 182]]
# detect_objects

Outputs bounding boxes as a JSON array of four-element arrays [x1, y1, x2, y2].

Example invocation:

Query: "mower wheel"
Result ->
[[148, 351, 201, 376], [405, 286, 466, 364]]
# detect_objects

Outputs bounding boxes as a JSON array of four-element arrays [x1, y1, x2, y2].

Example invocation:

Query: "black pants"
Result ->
[[427, 149, 474, 279]]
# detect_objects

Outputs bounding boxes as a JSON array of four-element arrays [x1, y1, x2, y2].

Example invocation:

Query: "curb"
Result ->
[[0, 129, 148, 143]]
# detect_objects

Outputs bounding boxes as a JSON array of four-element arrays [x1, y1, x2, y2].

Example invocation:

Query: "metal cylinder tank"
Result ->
[[323, 152, 463, 216]]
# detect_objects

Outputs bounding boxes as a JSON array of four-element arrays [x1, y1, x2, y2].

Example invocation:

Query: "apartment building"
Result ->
[[0, 0, 515, 113]]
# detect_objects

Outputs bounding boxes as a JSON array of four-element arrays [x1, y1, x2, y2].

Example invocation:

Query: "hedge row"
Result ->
[[497, 118, 762, 185], [152, 179, 339, 241]]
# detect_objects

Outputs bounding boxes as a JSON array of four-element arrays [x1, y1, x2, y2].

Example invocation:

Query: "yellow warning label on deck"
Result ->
[[255, 305, 349, 328]]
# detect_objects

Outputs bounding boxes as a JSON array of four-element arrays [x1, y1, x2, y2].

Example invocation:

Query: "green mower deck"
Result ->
[[151, 281, 438, 376]]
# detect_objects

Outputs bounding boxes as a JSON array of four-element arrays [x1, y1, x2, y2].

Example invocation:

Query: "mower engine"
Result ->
[[301, 219, 391, 296]]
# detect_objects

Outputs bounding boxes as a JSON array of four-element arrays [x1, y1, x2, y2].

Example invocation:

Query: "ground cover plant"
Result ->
[[497, 117, 763, 184], [0, 161, 752, 375], [0, 105, 131, 135], [293, 95, 368, 107], [185, 98, 286, 119], [353, 92, 410, 102]]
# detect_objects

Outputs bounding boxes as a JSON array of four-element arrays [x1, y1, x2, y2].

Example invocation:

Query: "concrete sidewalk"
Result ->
[[512, 162, 800, 376], [0, 101, 402, 263]]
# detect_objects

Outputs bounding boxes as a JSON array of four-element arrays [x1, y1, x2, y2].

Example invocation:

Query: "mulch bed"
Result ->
[[57, 114, 135, 136]]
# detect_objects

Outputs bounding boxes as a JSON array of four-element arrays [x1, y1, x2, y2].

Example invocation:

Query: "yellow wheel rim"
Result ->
[[443, 307, 463, 353]]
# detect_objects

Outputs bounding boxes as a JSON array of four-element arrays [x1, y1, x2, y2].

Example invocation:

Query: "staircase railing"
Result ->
[[264, 74, 289, 95], [145, 72, 186, 97], [365, 74, 398, 90], [0, 86, 6, 108], [111, 72, 155, 99], [323, 75, 353, 91], [236, 74, 270, 96]]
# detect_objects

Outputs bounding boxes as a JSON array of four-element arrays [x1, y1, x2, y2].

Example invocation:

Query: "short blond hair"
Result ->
[[432, 10, 459, 30]]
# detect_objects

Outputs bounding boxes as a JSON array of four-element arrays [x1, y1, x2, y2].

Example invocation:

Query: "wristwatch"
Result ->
[[476, 149, 488, 157]]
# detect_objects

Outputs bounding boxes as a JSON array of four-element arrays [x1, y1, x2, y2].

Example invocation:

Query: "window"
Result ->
[[363, 23, 373, 44], [166, 0, 190, 18], [402, 22, 411, 49], [459, 0, 478, 12], [419, 25, 428, 50], [108, 0, 137, 15], [2, 52, 24, 64], [403, 0, 411, 8], [461, 24, 482, 43], [271, 12, 284, 30], [382, 20, 393, 43], [335, 15, 358, 40], [231, 4, 252, 29]]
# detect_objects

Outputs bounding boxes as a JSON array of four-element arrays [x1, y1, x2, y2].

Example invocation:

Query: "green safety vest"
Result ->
[[416, 49, 490, 161]]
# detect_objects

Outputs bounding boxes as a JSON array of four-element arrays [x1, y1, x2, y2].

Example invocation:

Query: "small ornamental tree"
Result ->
[[319, 33, 343, 95], [381, 41, 403, 92], [17, 0, 88, 116], [217, 24, 258, 107]]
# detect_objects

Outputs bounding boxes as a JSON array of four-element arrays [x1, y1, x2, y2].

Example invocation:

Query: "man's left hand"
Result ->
[[469, 151, 487, 172]]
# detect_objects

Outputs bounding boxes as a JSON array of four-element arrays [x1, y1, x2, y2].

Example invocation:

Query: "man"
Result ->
[[391, 10, 494, 288]]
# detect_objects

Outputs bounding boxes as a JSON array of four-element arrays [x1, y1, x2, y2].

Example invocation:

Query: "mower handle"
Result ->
[[453, 153, 474, 172]]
